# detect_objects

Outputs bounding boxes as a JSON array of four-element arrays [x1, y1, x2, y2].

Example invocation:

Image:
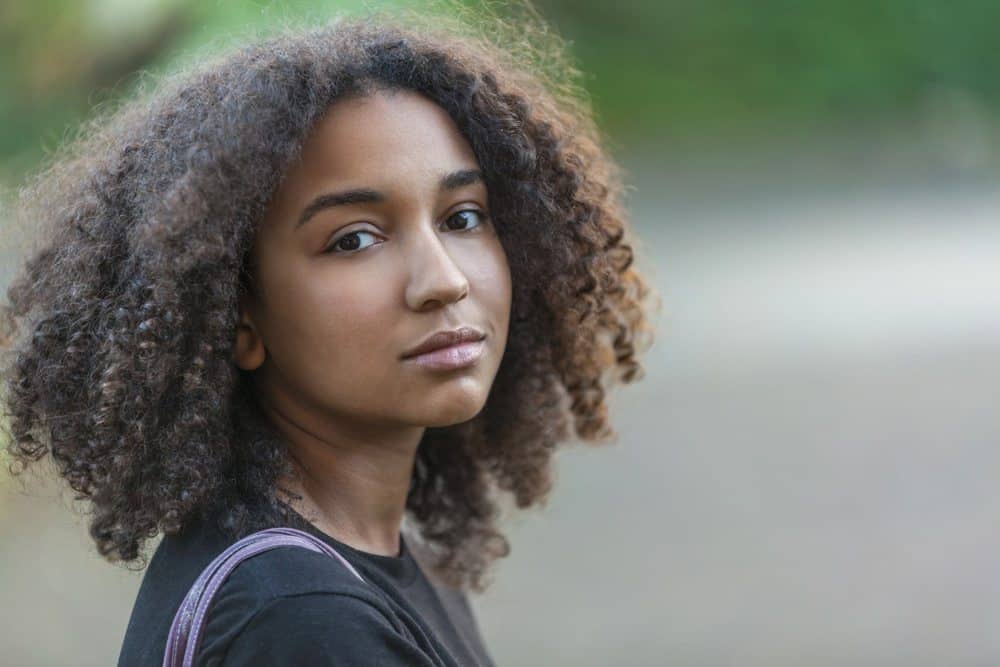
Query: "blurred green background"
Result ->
[[3, 2, 1000, 666], [5, 0, 1000, 180]]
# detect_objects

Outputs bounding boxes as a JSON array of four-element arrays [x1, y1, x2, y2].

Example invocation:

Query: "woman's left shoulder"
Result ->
[[194, 543, 395, 664], [213, 591, 440, 666]]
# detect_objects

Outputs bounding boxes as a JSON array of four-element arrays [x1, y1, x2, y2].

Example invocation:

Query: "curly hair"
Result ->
[[0, 4, 657, 592]]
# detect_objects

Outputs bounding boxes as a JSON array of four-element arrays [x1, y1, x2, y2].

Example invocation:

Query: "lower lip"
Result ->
[[403, 339, 485, 371]]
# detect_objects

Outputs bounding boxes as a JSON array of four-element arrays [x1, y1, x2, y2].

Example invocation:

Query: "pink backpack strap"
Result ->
[[162, 526, 366, 667]]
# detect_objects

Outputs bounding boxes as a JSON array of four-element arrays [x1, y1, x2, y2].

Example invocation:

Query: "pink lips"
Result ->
[[402, 326, 486, 359], [401, 326, 487, 371], [401, 339, 485, 371]]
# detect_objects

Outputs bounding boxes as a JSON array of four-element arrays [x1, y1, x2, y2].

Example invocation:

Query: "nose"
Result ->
[[403, 224, 470, 311]]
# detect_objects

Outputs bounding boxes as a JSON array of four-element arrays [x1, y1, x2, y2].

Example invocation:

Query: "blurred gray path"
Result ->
[[476, 165, 1000, 666]]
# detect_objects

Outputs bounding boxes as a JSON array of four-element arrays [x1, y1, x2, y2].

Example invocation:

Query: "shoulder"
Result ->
[[214, 592, 439, 666], [122, 519, 433, 667], [217, 540, 375, 601], [193, 544, 402, 665]]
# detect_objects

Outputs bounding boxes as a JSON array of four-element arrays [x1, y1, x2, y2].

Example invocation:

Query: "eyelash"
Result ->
[[322, 209, 491, 255]]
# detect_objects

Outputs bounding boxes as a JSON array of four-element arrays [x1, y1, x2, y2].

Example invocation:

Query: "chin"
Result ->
[[420, 396, 489, 427]]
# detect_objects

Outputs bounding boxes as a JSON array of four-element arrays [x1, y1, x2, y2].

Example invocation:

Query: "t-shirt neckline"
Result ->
[[289, 508, 419, 587]]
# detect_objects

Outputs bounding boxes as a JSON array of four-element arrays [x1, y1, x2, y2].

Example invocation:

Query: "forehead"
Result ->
[[290, 89, 479, 187]]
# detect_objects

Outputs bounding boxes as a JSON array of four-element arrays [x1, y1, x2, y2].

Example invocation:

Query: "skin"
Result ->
[[232, 88, 512, 557]]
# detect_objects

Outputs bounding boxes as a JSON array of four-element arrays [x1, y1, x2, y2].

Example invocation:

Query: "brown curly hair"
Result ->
[[0, 4, 657, 593]]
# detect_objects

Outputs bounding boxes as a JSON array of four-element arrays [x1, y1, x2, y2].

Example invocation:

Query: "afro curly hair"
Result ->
[[0, 3, 658, 593]]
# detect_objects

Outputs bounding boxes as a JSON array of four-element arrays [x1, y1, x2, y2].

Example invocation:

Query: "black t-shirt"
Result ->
[[117, 511, 496, 666]]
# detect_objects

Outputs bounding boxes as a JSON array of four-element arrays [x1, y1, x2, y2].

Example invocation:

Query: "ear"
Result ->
[[232, 292, 267, 371]]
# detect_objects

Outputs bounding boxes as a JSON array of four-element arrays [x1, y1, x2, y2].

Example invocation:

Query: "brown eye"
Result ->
[[324, 230, 380, 255], [443, 209, 488, 231]]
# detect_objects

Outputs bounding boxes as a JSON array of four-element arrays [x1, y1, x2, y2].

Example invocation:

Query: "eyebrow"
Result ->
[[295, 168, 484, 229]]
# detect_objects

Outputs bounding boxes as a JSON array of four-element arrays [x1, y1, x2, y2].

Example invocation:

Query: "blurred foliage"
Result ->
[[2, 0, 1000, 181], [535, 0, 1000, 139], [0, 0, 408, 181]]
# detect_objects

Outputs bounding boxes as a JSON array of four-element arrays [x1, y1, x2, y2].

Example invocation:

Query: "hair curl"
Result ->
[[0, 5, 658, 593]]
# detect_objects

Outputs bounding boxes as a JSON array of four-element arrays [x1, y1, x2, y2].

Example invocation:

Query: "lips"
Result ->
[[401, 326, 486, 359]]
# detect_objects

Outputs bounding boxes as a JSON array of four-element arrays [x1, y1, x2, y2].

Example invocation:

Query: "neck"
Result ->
[[259, 394, 424, 558]]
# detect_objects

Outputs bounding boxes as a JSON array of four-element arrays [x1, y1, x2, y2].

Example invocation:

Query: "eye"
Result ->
[[323, 210, 490, 256], [323, 230, 381, 255], [443, 209, 489, 232]]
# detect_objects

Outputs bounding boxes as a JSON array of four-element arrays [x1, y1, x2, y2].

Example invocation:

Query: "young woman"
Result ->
[[1, 6, 656, 666]]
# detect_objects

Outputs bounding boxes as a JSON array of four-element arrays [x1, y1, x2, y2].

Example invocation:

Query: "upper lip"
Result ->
[[402, 326, 486, 359]]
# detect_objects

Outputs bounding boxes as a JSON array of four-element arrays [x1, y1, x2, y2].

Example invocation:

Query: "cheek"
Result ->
[[309, 279, 397, 355], [461, 241, 513, 340], [270, 263, 398, 368], [479, 242, 512, 310]]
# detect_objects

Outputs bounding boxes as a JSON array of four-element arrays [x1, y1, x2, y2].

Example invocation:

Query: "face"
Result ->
[[233, 88, 512, 434]]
